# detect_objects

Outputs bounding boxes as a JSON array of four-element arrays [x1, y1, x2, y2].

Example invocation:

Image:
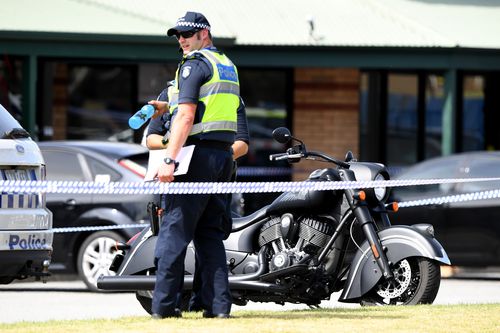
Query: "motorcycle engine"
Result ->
[[258, 214, 335, 272]]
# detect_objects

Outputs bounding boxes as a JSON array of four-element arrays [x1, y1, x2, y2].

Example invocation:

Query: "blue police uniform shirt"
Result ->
[[147, 88, 171, 136], [235, 98, 249, 144], [156, 88, 168, 102]]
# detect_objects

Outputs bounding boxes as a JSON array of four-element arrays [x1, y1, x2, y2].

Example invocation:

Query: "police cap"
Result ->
[[167, 11, 211, 36]]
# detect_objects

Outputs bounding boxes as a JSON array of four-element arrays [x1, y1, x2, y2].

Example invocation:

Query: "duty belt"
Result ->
[[185, 138, 232, 152]]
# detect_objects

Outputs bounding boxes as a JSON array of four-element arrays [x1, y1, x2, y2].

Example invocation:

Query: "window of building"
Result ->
[[386, 74, 418, 166], [462, 75, 485, 151], [137, 63, 177, 104], [39, 62, 139, 142], [66, 64, 137, 142], [425, 74, 444, 159], [237, 68, 290, 168], [236, 68, 291, 213], [0, 56, 23, 122], [359, 73, 369, 159], [360, 71, 445, 170]]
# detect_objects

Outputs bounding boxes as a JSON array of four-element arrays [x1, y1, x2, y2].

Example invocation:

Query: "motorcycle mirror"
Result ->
[[272, 127, 292, 144], [345, 151, 354, 162]]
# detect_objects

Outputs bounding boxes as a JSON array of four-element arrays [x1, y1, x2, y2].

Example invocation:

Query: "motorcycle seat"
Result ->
[[231, 205, 270, 232]]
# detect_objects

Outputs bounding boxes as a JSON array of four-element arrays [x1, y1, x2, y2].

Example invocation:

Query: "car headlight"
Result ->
[[374, 173, 387, 201]]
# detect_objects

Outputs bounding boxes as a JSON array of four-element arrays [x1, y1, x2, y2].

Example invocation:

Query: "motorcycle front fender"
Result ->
[[339, 225, 450, 302]]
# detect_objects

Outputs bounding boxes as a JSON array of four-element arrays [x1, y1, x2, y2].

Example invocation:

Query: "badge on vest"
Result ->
[[182, 66, 192, 78]]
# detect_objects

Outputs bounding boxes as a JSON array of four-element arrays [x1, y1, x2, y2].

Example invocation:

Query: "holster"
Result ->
[[147, 201, 161, 236]]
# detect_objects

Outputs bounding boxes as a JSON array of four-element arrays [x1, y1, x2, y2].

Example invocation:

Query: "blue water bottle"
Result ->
[[128, 104, 155, 129]]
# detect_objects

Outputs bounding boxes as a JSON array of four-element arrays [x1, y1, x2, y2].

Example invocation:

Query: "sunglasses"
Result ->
[[175, 30, 198, 39]]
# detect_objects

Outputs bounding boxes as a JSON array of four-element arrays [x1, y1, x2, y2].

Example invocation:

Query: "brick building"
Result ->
[[2, 0, 500, 180]]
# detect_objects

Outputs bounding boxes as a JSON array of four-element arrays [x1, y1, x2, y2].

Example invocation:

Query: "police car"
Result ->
[[0, 104, 52, 284]]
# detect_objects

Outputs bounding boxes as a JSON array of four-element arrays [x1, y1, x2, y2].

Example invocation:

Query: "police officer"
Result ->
[[147, 11, 241, 319], [147, 91, 249, 314]]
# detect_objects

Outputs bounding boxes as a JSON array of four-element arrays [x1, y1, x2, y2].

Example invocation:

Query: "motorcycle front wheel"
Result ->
[[361, 256, 441, 306]]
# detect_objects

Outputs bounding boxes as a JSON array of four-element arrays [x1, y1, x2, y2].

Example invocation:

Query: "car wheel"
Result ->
[[77, 230, 124, 292]]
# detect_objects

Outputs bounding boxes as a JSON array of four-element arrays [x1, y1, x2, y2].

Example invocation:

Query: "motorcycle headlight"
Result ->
[[374, 173, 388, 201], [348, 162, 390, 205]]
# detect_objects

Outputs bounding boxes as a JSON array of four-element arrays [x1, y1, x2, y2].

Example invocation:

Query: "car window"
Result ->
[[397, 155, 462, 180], [126, 153, 149, 169], [458, 155, 500, 193], [86, 157, 121, 182], [392, 155, 463, 199], [42, 150, 86, 181], [0, 104, 23, 134]]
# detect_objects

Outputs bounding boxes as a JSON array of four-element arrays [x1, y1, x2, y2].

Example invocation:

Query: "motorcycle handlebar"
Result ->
[[269, 153, 289, 161], [269, 150, 350, 169], [307, 151, 350, 169]]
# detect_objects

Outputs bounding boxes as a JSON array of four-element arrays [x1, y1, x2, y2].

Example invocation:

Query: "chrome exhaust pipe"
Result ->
[[97, 274, 284, 292], [98, 247, 272, 291]]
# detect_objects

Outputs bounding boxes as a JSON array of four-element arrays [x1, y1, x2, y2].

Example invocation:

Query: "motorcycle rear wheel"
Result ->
[[136, 291, 153, 314], [135, 291, 192, 314], [361, 256, 441, 306]]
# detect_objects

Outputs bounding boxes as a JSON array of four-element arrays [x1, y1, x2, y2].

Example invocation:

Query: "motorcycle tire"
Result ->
[[136, 291, 153, 314], [0, 277, 15, 284], [76, 230, 125, 292], [361, 256, 441, 306], [135, 291, 192, 314]]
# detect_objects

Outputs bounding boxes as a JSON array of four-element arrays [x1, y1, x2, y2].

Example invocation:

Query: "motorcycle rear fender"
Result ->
[[339, 225, 450, 302], [115, 216, 265, 276], [118, 232, 156, 275]]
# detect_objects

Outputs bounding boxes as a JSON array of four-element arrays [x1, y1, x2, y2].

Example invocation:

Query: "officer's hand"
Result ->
[[157, 162, 175, 183], [148, 100, 169, 119]]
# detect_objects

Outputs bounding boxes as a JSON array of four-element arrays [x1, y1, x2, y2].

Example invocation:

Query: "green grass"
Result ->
[[2, 303, 499, 333]]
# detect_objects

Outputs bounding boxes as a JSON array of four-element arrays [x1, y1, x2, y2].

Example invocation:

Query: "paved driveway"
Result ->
[[1, 277, 499, 323]]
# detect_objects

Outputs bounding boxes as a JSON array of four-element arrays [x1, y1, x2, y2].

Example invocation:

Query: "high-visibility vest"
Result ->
[[172, 49, 239, 137], [166, 80, 176, 113]]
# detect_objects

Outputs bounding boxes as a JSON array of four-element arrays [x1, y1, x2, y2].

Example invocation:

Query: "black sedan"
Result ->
[[38, 141, 152, 291], [389, 151, 500, 267]]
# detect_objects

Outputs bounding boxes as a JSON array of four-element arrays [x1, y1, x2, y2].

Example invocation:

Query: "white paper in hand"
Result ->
[[144, 145, 195, 181], [173, 145, 195, 175]]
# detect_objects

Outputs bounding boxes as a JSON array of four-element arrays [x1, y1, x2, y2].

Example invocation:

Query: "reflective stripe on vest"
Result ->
[[199, 81, 240, 99], [167, 84, 178, 113], [190, 120, 237, 135], [169, 82, 238, 108]]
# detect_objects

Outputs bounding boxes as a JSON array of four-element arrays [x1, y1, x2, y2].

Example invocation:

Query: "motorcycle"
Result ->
[[97, 127, 450, 311]]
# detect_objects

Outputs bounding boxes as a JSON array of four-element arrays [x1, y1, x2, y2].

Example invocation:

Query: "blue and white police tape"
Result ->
[[398, 188, 500, 208], [237, 167, 293, 177], [49, 187, 500, 233], [52, 223, 146, 234], [2, 177, 500, 195]]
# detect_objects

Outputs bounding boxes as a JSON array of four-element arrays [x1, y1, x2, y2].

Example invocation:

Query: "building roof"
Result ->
[[1, 0, 500, 49]]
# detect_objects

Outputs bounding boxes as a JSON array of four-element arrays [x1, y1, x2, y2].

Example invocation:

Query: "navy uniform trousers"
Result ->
[[152, 143, 233, 317], [189, 161, 237, 311]]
